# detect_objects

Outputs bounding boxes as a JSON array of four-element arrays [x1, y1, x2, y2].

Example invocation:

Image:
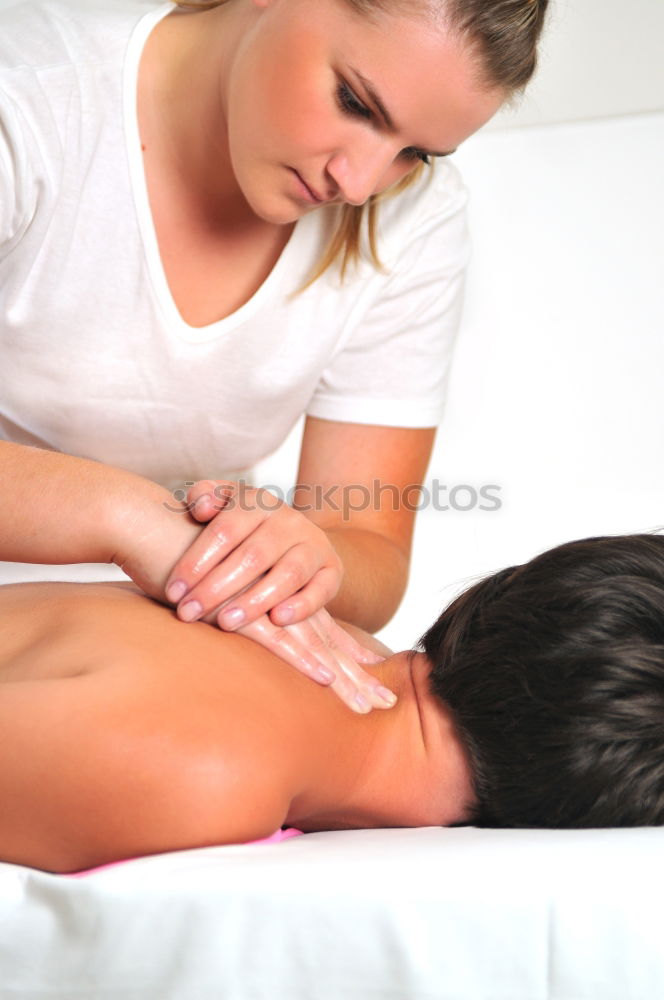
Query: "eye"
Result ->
[[335, 81, 373, 120], [400, 147, 431, 165], [336, 81, 431, 166]]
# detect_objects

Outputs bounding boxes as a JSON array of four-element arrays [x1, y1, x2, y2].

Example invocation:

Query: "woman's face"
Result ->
[[222, 0, 504, 223]]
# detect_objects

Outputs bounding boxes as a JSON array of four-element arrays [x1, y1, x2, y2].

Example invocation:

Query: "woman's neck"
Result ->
[[138, 2, 255, 227]]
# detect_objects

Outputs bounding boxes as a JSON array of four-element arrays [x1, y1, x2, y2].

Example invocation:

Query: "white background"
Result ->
[[490, 0, 664, 127]]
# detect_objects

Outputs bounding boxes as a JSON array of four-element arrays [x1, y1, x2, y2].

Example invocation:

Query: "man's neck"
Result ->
[[284, 652, 474, 832]]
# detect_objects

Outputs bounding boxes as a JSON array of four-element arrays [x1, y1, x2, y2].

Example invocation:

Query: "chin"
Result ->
[[231, 171, 296, 225], [243, 193, 304, 225], [242, 168, 319, 225], [258, 204, 306, 225]]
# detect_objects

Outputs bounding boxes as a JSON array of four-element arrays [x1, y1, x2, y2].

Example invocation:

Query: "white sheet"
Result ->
[[2, 826, 663, 999]]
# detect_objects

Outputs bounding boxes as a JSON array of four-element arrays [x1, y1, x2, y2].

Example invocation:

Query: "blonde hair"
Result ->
[[174, 0, 548, 285]]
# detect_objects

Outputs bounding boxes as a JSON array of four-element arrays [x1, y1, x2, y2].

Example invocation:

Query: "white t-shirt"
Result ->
[[0, 0, 470, 491]]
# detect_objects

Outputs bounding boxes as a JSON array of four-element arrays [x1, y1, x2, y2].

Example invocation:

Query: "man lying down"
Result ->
[[1, 532, 662, 874]]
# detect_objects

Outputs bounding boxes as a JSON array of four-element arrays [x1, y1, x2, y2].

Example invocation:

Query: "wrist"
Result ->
[[103, 469, 172, 570], [109, 475, 203, 600]]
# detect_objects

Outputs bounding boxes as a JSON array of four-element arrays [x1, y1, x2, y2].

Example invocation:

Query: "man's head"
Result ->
[[420, 533, 664, 828]]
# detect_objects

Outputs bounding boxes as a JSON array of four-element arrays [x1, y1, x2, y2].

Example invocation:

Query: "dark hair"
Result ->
[[420, 533, 664, 828]]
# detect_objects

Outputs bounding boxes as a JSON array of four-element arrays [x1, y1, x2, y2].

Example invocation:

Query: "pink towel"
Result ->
[[67, 828, 304, 878], [249, 827, 303, 846]]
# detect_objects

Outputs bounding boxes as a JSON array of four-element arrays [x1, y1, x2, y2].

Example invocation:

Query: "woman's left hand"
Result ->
[[237, 609, 397, 715], [164, 480, 343, 631]]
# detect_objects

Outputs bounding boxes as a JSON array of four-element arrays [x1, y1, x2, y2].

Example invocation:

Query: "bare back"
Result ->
[[0, 582, 359, 871]]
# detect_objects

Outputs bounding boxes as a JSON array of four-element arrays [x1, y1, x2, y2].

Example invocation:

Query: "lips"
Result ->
[[291, 169, 326, 204]]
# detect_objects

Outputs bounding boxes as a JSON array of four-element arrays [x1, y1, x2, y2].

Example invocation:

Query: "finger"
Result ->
[[331, 658, 396, 710], [198, 578, 255, 626], [287, 607, 385, 665], [266, 564, 342, 627], [288, 615, 394, 713], [186, 480, 235, 523], [249, 612, 394, 715], [321, 616, 385, 665], [283, 616, 376, 714], [214, 550, 329, 630], [305, 613, 397, 711], [165, 504, 267, 604], [237, 616, 338, 687], [175, 534, 320, 627], [268, 563, 342, 627], [186, 479, 234, 507]]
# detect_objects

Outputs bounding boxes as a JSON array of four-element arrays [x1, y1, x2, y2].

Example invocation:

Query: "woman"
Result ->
[[0, 0, 548, 684]]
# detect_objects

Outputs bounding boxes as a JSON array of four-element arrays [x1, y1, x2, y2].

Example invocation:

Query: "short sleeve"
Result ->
[[306, 161, 471, 428], [0, 91, 34, 259]]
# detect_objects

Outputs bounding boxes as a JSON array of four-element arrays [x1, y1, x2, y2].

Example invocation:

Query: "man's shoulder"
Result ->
[[66, 662, 295, 868], [335, 619, 393, 658]]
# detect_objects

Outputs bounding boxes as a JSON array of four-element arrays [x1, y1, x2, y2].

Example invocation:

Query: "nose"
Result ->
[[325, 136, 402, 207]]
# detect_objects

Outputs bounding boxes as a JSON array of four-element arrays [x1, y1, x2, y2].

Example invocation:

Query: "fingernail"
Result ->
[[220, 607, 246, 629], [166, 580, 187, 603], [179, 600, 202, 622], [195, 493, 212, 507], [375, 686, 397, 706], [316, 666, 335, 684], [353, 692, 372, 713], [275, 605, 295, 624]]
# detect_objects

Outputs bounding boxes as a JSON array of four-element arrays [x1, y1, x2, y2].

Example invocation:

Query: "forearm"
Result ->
[[323, 527, 409, 633], [0, 442, 167, 567]]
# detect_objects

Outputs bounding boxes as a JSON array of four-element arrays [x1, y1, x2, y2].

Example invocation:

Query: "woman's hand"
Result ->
[[238, 609, 398, 715], [112, 477, 397, 713], [164, 480, 343, 631]]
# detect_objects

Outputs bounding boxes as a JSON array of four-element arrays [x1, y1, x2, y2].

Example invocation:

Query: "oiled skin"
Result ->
[[0, 581, 472, 873]]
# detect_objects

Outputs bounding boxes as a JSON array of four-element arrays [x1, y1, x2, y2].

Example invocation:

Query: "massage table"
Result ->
[[1, 826, 663, 998]]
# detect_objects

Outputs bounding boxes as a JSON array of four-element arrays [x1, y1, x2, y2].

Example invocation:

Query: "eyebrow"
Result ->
[[348, 66, 457, 158]]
